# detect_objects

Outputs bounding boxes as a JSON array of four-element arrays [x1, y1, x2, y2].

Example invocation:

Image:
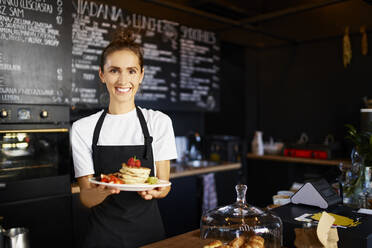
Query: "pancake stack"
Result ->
[[118, 164, 151, 184]]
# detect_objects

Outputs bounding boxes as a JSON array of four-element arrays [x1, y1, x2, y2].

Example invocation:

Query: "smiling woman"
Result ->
[[98, 28, 145, 114], [70, 27, 178, 248], [99, 49, 144, 114]]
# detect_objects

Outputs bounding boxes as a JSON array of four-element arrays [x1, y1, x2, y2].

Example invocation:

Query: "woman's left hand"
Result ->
[[139, 160, 171, 200], [138, 186, 170, 200]]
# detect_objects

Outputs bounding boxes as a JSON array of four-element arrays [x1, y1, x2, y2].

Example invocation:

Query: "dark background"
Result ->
[[1, 0, 372, 245], [69, 0, 372, 207], [175, 33, 372, 150], [2, 0, 369, 151]]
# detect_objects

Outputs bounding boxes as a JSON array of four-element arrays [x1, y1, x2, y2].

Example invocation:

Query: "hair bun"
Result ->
[[111, 27, 139, 44], [100, 27, 144, 71]]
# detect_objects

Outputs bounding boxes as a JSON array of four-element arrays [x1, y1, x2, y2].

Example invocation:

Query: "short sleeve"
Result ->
[[70, 122, 95, 178], [152, 114, 178, 162]]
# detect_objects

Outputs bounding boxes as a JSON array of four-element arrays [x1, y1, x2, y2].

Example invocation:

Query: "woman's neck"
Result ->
[[108, 102, 135, 115]]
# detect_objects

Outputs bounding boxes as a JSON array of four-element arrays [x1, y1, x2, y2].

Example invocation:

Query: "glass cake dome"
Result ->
[[200, 184, 283, 247]]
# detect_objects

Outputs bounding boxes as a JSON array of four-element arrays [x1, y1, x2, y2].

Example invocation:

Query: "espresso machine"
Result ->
[[205, 135, 243, 162]]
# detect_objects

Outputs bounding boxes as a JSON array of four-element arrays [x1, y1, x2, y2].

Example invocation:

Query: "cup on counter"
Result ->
[[272, 194, 291, 206], [272, 190, 294, 206], [4, 227, 30, 248], [263, 138, 284, 155], [0, 228, 4, 248], [277, 190, 294, 197]]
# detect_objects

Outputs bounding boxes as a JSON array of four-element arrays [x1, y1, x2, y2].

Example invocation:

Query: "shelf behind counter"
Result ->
[[247, 153, 351, 167], [71, 162, 241, 194]]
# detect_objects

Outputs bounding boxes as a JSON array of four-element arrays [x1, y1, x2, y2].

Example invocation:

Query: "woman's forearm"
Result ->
[[78, 175, 119, 208]]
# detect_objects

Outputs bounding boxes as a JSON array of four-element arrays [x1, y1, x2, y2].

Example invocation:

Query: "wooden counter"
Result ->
[[169, 162, 241, 179], [247, 153, 351, 167], [140, 230, 210, 248], [71, 162, 241, 194]]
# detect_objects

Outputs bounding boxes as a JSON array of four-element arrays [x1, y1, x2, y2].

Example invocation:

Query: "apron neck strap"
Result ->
[[136, 106, 150, 139], [92, 109, 108, 148], [136, 107, 153, 160]]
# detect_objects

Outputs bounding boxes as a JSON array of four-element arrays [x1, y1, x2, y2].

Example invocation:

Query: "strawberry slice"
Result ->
[[135, 159, 141, 168], [127, 156, 141, 168], [100, 174, 123, 184], [127, 157, 136, 167], [101, 177, 109, 183]]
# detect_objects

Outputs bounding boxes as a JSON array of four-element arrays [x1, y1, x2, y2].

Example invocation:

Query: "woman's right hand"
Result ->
[[77, 175, 120, 208], [94, 183, 121, 195]]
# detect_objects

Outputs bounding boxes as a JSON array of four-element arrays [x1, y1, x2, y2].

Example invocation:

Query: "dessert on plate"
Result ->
[[99, 156, 159, 185], [118, 162, 151, 184]]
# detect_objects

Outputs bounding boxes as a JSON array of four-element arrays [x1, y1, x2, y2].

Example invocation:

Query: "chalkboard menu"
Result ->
[[0, 0, 72, 105], [178, 26, 220, 111], [72, 0, 220, 111]]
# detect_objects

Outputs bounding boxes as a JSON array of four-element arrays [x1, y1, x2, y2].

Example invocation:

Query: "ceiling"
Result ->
[[112, 0, 372, 48]]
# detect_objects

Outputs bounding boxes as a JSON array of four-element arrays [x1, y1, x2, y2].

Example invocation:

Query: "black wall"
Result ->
[[242, 33, 372, 207], [70, 33, 371, 160], [245, 33, 372, 155], [204, 42, 246, 137], [166, 111, 205, 136]]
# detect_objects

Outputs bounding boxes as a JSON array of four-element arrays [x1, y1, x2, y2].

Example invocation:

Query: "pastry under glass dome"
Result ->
[[200, 184, 283, 247]]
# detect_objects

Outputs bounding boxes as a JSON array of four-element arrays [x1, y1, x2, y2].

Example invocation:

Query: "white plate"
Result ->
[[88, 177, 171, 191]]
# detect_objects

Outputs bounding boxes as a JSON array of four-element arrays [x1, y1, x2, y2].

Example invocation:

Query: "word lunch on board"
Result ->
[[0, 0, 220, 112], [74, 0, 217, 45]]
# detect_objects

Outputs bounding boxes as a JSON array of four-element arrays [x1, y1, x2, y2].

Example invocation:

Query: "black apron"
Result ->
[[83, 107, 165, 248]]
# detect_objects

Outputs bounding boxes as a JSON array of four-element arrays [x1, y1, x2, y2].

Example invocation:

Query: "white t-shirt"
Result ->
[[71, 107, 178, 178]]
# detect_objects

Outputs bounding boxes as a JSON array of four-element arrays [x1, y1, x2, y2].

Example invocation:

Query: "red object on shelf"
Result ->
[[283, 148, 329, 159]]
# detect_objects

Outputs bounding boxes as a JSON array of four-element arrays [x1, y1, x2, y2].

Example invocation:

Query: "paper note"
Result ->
[[294, 213, 313, 222], [316, 212, 339, 248], [357, 208, 372, 215]]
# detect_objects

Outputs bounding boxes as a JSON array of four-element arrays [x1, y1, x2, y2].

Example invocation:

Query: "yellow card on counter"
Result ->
[[311, 212, 361, 227]]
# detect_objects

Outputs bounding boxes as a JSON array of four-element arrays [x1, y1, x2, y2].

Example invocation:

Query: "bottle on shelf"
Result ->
[[252, 131, 264, 156]]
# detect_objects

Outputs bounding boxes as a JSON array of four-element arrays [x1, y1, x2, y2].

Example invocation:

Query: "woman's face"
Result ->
[[99, 49, 144, 106]]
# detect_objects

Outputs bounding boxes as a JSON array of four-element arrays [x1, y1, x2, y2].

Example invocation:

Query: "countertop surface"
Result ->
[[272, 203, 372, 248], [169, 161, 241, 179], [71, 161, 241, 194], [142, 203, 372, 248], [141, 229, 288, 248], [140, 230, 210, 248]]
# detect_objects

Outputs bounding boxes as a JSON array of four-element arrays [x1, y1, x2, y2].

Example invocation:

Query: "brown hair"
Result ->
[[99, 27, 143, 72]]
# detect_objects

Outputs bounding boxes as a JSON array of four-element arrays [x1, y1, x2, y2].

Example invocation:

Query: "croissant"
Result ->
[[229, 236, 246, 248], [204, 235, 264, 248], [203, 240, 223, 248], [243, 235, 265, 248]]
